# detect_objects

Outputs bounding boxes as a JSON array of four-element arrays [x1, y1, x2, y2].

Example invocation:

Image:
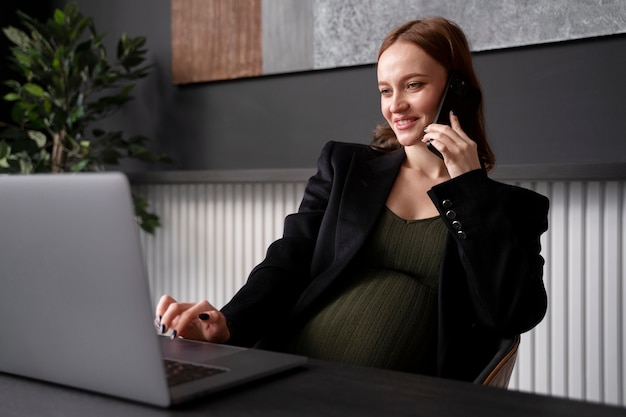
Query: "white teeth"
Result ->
[[397, 119, 413, 125]]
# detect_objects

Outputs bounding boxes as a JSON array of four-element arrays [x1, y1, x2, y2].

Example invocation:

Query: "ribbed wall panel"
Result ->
[[134, 179, 625, 407], [134, 182, 306, 310], [507, 180, 625, 407]]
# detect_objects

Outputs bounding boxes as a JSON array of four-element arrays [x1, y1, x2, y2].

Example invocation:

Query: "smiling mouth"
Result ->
[[394, 118, 418, 128]]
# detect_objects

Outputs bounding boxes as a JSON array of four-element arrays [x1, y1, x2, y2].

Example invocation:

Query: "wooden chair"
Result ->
[[474, 335, 521, 388]]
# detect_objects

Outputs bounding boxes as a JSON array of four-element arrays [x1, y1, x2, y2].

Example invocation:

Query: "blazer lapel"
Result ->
[[335, 149, 405, 261], [288, 148, 405, 322]]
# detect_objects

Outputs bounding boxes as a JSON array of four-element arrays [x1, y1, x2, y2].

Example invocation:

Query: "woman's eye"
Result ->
[[379, 88, 391, 95], [407, 82, 422, 89]]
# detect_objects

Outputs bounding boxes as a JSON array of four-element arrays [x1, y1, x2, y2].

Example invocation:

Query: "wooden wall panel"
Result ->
[[171, 0, 262, 84]]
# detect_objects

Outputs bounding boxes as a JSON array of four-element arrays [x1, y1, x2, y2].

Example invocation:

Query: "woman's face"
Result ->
[[377, 41, 448, 148]]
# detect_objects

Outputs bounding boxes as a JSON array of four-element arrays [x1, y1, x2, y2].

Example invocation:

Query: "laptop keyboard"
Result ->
[[164, 359, 228, 387]]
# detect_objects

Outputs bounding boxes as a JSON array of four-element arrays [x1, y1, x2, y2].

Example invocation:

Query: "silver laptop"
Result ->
[[0, 172, 306, 407]]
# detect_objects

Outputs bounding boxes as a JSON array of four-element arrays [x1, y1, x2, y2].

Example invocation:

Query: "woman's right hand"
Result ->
[[155, 295, 231, 343]]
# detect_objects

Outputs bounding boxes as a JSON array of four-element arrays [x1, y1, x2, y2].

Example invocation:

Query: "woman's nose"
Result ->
[[389, 93, 409, 113]]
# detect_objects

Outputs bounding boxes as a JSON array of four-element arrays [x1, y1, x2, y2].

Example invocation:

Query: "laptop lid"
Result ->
[[0, 172, 306, 407]]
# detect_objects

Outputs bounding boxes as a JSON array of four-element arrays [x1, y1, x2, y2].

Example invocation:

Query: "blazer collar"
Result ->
[[335, 148, 406, 260], [283, 148, 406, 328]]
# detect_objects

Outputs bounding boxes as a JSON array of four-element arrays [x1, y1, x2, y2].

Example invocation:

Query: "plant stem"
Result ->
[[51, 130, 66, 172]]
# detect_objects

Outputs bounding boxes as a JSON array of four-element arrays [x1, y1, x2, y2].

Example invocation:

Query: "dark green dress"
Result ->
[[287, 207, 447, 375]]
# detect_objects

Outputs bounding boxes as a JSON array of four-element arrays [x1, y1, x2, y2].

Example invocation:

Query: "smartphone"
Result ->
[[427, 73, 482, 159]]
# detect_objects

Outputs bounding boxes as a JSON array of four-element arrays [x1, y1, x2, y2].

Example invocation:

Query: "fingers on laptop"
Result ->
[[197, 309, 231, 343], [156, 294, 195, 339], [155, 296, 228, 343]]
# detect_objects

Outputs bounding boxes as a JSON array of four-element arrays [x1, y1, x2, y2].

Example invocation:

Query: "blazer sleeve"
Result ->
[[428, 169, 550, 335], [220, 142, 338, 347]]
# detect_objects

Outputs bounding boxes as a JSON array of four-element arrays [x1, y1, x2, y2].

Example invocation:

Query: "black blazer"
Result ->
[[222, 141, 549, 382]]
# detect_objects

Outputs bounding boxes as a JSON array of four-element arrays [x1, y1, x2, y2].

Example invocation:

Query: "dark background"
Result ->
[[0, 1, 53, 125], [2, 1, 625, 174]]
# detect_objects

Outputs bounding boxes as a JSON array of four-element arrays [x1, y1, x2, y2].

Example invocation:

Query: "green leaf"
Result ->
[[4, 80, 21, 91], [27, 130, 47, 148], [53, 8, 65, 25], [23, 83, 45, 97], [117, 34, 128, 59], [3, 93, 20, 102], [2, 27, 30, 49], [14, 51, 32, 69], [19, 158, 32, 174], [100, 148, 122, 165], [0, 140, 10, 159], [10, 104, 27, 124], [68, 105, 85, 123], [133, 194, 160, 234], [69, 158, 90, 172], [43, 97, 52, 113]]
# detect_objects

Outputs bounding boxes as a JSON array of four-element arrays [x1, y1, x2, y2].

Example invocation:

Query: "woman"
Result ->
[[156, 17, 549, 382]]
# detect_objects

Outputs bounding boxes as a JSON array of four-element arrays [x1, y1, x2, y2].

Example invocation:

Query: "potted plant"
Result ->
[[0, 2, 171, 233]]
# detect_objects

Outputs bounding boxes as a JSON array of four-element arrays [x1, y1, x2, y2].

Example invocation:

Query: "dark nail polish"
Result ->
[[160, 323, 167, 334], [198, 313, 210, 321], [170, 330, 177, 340]]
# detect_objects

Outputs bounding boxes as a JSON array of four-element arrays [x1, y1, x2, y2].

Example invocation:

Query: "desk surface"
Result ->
[[1, 359, 624, 417]]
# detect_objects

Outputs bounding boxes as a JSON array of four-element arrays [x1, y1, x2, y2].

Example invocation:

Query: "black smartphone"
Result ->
[[427, 73, 482, 159]]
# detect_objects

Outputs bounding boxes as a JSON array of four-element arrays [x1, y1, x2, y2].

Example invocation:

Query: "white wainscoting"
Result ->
[[133, 178, 625, 407]]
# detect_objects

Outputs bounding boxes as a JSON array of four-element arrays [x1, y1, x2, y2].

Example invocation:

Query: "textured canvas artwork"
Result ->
[[172, 0, 626, 84]]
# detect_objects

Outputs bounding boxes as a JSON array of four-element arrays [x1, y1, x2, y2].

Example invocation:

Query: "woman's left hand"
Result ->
[[422, 111, 482, 178]]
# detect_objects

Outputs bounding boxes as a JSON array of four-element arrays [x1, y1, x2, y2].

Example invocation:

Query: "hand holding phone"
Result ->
[[427, 73, 481, 159]]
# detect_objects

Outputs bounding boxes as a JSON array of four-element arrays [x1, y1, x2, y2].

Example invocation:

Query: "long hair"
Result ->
[[371, 17, 495, 172]]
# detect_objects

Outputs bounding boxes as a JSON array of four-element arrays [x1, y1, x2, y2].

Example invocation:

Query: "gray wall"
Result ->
[[44, 0, 626, 173]]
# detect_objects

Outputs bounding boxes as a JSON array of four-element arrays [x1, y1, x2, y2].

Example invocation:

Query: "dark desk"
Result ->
[[1, 359, 623, 417]]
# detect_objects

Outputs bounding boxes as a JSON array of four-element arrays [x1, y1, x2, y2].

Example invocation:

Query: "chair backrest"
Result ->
[[474, 335, 520, 388]]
